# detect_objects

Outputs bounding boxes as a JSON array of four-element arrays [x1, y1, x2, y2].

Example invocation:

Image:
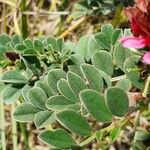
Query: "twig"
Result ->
[[22, 11, 70, 16], [59, 17, 86, 38]]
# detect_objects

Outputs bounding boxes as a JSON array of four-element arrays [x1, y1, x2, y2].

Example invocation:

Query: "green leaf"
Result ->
[[101, 24, 114, 40], [124, 56, 144, 89], [13, 103, 40, 122], [76, 35, 91, 61], [46, 95, 73, 111], [34, 39, 44, 53], [21, 56, 41, 76], [110, 128, 121, 142], [35, 78, 53, 97], [92, 51, 113, 76], [67, 71, 87, 96], [0, 81, 5, 92], [66, 104, 80, 112], [47, 37, 58, 51], [23, 49, 37, 56], [47, 69, 66, 93], [11, 34, 23, 46], [87, 36, 100, 56], [27, 87, 48, 110], [6, 42, 13, 51], [114, 43, 132, 71], [99, 70, 112, 88], [106, 87, 129, 117], [34, 111, 55, 128], [23, 38, 35, 49], [57, 38, 65, 53], [2, 86, 21, 104], [95, 32, 111, 50], [0, 44, 6, 53], [38, 129, 76, 148], [65, 41, 76, 53], [0, 33, 10, 46], [81, 64, 103, 91], [56, 110, 92, 136], [15, 44, 27, 52], [116, 78, 132, 91], [68, 54, 85, 78], [57, 79, 78, 103], [96, 130, 106, 143], [1, 70, 27, 84], [22, 84, 32, 102], [134, 129, 150, 141], [80, 89, 112, 122], [111, 29, 123, 45]]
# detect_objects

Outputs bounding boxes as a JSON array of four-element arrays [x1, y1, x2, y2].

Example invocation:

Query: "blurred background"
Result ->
[[0, 0, 134, 40], [0, 0, 135, 149]]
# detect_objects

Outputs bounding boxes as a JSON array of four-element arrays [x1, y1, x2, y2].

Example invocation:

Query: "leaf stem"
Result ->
[[79, 134, 95, 147]]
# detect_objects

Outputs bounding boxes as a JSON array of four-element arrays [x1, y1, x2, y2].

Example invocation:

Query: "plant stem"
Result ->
[[79, 118, 129, 147], [142, 75, 150, 97], [12, 104, 17, 150], [79, 134, 95, 147], [0, 95, 6, 150], [21, 0, 28, 39], [2, 3, 7, 33], [59, 17, 86, 38], [19, 123, 30, 150]]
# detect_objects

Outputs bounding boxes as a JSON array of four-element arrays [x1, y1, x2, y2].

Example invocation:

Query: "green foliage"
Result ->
[[46, 95, 73, 111], [0, 23, 148, 149], [116, 78, 132, 91], [38, 129, 76, 149], [110, 128, 121, 142], [106, 87, 129, 117], [13, 103, 40, 122], [67, 71, 88, 96], [114, 43, 132, 71], [27, 87, 48, 110], [72, 0, 134, 19], [1, 71, 27, 84], [56, 110, 92, 136], [124, 56, 144, 90], [47, 69, 66, 93], [2, 86, 21, 104], [80, 89, 112, 122], [34, 111, 55, 128], [81, 64, 104, 91], [92, 51, 113, 76], [57, 79, 78, 102]]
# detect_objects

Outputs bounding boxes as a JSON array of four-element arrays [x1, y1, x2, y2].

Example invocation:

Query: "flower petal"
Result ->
[[119, 36, 147, 49], [143, 52, 150, 64]]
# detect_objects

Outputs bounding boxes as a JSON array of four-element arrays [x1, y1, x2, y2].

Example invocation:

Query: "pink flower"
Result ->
[[120, 36, 148, 49], [120, 35, 150, 49], [143, 52, 150, 64], [120, 0, 150, 64]]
